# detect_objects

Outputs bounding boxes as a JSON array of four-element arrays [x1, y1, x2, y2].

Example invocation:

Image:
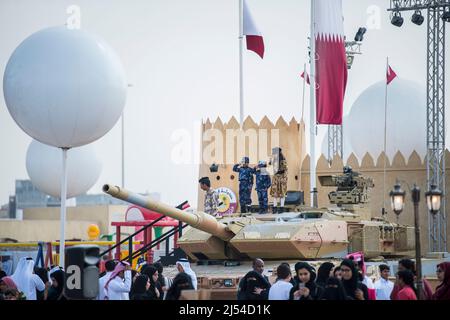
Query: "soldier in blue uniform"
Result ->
[[254, 160, 272, 214], [233, 157, 255, 213]]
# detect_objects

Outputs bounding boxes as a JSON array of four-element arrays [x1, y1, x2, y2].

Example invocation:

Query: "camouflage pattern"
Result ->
[[204, 188, 219, 216], [233, 164, 255, 210], [270, 159, 288, 198], [254, 168, 271, 212]]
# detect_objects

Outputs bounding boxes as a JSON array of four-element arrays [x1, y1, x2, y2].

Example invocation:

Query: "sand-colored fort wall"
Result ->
[[197, 116, 449, 253], [197, 116, 306, 210], [301, 150, 450, 253]]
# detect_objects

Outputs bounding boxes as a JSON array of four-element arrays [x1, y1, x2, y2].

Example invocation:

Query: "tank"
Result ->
[[102, 167, 414, 262]]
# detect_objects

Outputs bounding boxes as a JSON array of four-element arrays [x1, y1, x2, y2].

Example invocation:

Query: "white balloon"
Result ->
[[3, 26, 127, 148], [346, 79, 426, 159], [26, 140, 102, 198]]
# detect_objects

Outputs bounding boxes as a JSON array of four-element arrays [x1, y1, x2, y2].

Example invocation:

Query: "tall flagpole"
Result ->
[[239, 0, 244, 127], [301, 63, 306, 122], [383, 57, 388, 216], [309, 0, 317, 207]]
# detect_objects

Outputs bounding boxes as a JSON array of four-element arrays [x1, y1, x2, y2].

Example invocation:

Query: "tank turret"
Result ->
[[319, 166, 374, 208]]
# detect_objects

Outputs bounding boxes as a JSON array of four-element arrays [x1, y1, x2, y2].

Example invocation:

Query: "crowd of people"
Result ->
[[1, 255, 449, 301], [236, 258, 450, 301], [0, 257, 198, 301]]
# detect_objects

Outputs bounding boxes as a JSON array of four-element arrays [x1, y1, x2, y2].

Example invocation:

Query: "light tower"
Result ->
[[387, 0, 449, 253]]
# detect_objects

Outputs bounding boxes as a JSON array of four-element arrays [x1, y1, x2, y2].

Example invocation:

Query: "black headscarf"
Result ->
[[47, 270, 65, 300], [290, 262, 323, 300], [340, 259, 368, 300], [130, 274, 157, 300], [316, 262, 334, 288], [238, 271, 271, 300], [166, 272, 193, 300], [321, 277, 348, 300]]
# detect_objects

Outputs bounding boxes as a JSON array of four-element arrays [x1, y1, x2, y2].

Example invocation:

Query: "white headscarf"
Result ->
[[11, 257, 37, 300], [176, 258, 197, 290]]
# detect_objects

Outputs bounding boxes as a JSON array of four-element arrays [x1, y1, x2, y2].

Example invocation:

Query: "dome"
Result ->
[[346, 79, 426, 159]]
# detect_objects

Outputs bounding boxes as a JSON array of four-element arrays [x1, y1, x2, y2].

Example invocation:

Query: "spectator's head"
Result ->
[[317, 262, 334, 284], [142, 265, 158, 287], [3, 288, 21, 300], [166, 272, 193, 300], [153, 262, 164, 275], [199, 177, 211, 191], [397, 270, 415, 289], [379, 264, 390, 280], [50, 270, 64, 289], [252, 258, 264, 274], [340, 259, 358, 284], [294, 262, 316, 284], [436, 262, 450, 283], [0, 277, 17, 293], [322, 277, 347, 300], [0, 270, 6, 279], [398, 259, 416, 274], [105, 260, 117, 272], [133, 275, 150, 295], [276, 263, 292, 281], [34, 267, 49, 284], [333, 266, 342, 280]]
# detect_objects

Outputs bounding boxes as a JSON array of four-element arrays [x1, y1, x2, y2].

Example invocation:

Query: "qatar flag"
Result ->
[[314, 0, 347, 125], [243, 0, 264, 59]]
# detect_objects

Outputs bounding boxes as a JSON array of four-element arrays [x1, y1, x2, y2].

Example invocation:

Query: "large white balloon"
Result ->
[[3, 26, 127, 148], [26, 140, 102, 198], [346, 79, 426, 159]]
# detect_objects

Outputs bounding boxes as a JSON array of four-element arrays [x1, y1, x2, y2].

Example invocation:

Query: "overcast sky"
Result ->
[[1, 0, 449, 208]]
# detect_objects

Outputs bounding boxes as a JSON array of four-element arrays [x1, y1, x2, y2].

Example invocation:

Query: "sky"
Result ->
[[0, 0, 449, 208]]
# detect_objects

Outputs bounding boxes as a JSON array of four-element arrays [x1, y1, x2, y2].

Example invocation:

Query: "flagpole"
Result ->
[[383, 57, 388, 216], [309, 0, 317, 207], [301, 63, 306, 122], [239, 0, 244, 127]]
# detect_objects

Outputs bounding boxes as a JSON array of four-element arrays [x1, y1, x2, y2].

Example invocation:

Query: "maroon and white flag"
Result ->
[[243, 0, 264, 59], [314, 0, 348, 125], [301, 71, 310, 85], [386, 65, 397, 85]]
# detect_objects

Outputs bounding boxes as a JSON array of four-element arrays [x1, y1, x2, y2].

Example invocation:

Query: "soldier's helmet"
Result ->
[[258, 160, 267, 168], [343, 166, 352, 174]]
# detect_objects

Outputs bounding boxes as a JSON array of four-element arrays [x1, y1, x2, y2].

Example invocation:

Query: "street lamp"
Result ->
[[425, 184, 443, 251], [425, 184, 443, 214], [389, 182, 424, 300], [389, 182, 405, 221]]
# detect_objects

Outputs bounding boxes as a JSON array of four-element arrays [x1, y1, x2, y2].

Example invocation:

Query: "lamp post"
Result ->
[[389, 182, 423, 300], [425, 184, 443, 252]]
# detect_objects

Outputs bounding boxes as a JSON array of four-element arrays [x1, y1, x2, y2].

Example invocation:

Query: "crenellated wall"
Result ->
[[301, 150, 450, 253], [197, 116, 306, 211]]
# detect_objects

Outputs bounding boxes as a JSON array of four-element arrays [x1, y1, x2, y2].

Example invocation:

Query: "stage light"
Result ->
[[391, 11, 404, 27], [411, 10, 424, 25]]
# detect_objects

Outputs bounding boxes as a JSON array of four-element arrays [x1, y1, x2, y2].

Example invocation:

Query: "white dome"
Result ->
[[26, 140, 102, 198], [346, 79, 426, 159]]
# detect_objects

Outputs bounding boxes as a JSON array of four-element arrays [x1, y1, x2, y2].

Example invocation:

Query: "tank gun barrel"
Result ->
[[103, 184, 234, 241]]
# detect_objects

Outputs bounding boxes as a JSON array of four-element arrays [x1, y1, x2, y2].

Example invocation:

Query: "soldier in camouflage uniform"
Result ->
[[198, 177, 219, 216], [233, 157, 255, 213], [269, 147, 288, 213], [254, 160, 272, 214]]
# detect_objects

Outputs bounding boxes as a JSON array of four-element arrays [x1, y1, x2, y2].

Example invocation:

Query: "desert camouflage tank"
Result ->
[[103, 168, 414, 261]]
